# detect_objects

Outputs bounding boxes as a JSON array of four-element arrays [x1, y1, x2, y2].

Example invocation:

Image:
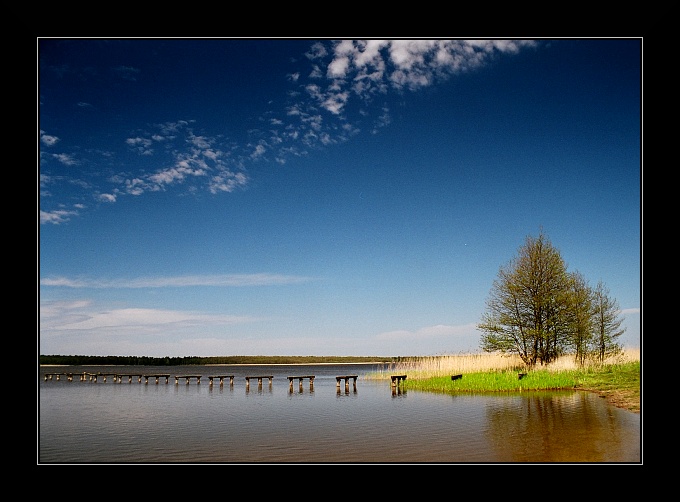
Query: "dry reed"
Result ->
[[372, 348, 640, 380]]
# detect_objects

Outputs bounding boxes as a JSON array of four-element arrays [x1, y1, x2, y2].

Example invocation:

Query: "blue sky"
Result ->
[[38, 38, 641, 357]]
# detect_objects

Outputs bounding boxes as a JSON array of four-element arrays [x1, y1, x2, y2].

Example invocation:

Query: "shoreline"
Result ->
[[40, 361, 390, 367]]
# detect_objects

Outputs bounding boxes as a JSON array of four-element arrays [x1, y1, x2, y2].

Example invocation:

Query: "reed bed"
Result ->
[[368, 348, 640, 380], [544, 347, 640, 372], [366, 348, 640, 411], [369, 353, 523, 380]]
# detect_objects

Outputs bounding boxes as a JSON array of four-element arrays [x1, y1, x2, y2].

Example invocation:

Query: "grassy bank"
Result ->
[[368, 349, 640, 413]]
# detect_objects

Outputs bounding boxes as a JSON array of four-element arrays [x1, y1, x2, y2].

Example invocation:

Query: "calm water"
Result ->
[[38, 364, 641, 463]]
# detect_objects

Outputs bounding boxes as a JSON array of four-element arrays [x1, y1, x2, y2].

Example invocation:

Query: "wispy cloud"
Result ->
[[52, 153, 78, 165], [372, 323, 483, 355], [40, 130, 59, 146], [39, 298, 265, 357], [40, 209, 79, 225], [40, 299, 256, 343], [43, 306, 252, 332], [40, 273, 315, 288], [39, 39, 538, 224], [112, 65, 140, 81], [376, 323, 478, 342]]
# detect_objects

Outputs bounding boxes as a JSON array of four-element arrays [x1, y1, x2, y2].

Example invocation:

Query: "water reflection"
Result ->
[[485, 391, 640, 462], [391, 387, 407, 397], [39, 364, 640, 463], [290, 387, 314, 395]]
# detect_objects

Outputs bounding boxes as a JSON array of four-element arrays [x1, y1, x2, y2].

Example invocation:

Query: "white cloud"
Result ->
[[40, 209, 78, 225], [249, 143, 267, 160], [126, 136, 154, 154], [39, 299, 257, 352], [40, 130, 59, 146], [39, 40, 538, 222], [51, 307, 251, 331], [300, 39, 538, 117], [40, 299, 93, 318], [98, 193, 116, 203], [371, 323, 482, 355], [376, 323, 477, 341], [40, 273, 315, 288], [353, 40, 389, 68], [53, 153, 78, 165], [305, 42, 328, 60], [327, 40, 354, 78], [209, 171, 248, 194]]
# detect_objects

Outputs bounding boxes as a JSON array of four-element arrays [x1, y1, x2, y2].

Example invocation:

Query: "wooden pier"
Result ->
[[288, 375, 315, 391], [44, 371, 370, 392], [44, 372, 72, 382], [390, 374, 407, 387], [336, 375, 358, 391], [45, 372, 239, 386], [120, 374, 143, 383], [208, 375, 234, 386], [245, 375, 273, 389], [145, 374, 171, 384], [175, 375, 202, 385]]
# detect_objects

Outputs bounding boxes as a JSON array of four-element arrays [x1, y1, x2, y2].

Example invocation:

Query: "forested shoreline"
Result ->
[[39, 354, 397, 366]]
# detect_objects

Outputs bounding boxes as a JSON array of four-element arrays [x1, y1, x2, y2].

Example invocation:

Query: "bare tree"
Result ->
[[478, 231, 628, 367], [591, 280, 625, 362], [478, 230, 572, 366], [566, 271, 595, 365]]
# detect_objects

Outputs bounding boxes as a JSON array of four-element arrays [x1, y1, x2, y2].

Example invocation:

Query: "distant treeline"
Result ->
[[39, 354, 399, 366]]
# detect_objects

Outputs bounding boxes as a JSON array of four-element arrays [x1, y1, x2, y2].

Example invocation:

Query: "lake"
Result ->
[[38, 363, 641, 463]]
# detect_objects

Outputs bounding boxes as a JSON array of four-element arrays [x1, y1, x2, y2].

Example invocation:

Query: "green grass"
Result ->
[[404, 369, 577, 393], [403, 361, 640, 404], [571, 361, 640, 390], [570, 361, 640, 412], [364, 351, 640, 412]]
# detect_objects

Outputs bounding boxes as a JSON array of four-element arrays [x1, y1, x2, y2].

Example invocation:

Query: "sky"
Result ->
[[38, 38, 642, 358]]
